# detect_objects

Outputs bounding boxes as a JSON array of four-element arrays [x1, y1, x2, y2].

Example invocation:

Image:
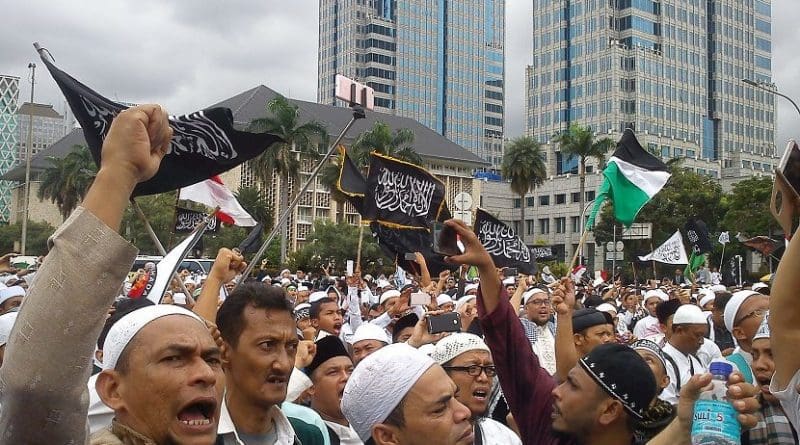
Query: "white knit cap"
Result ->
[[644, 289, 669, 303], [673, 304, 708, 325], [724, 290, 761, 332], [379, 289, 401, 305], [464, 283, 479, 294], [455, 295, 476, 312], [349, 323, 391, 346], [502, 277, 515, 286], [0, 311, 18, 347], [751, 282, 768, 292], [436, 293, 454, 307], [297, 285, 309, 292], [753, 311, 770, 341], [375, 279, 391, 289], [342, 343, 435, 442], [172, 292, 187, 305], [710, 284, 727, 293], [595, 303, 618, 315], [308, 291, 329, 304], [698, 289, 716, 308], [0, 286, 25, 306], [430, 333, 490, 364], [522, 287, 548, 305], [102, 305, 204, 370]]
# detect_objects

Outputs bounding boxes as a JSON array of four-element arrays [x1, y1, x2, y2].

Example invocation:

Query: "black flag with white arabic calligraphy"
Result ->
[[369, 222, 458, 276], [174, 207, 219, 233], [473, 208, 537, 275], [363, 152, 450, 229], [37, 48, 282, 196]]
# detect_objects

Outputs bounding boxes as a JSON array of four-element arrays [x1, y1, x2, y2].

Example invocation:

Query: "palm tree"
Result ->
[[235, 186, 272, 231], [37, 144, 97, 220], [248, 95, 329, 264], [320, 121, 422, 222], [501, 137, 547, 239], [552, 123, 615, 222]]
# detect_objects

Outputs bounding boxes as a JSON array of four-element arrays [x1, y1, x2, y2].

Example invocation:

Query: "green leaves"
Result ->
[[37, 144, 97, 220], [501, 136, 547, 198]]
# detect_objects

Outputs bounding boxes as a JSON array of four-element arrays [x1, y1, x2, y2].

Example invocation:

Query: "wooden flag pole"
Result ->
[[235, 106, 366, 290], [355, 222, 365, 270], [569, 229, 591, 270]]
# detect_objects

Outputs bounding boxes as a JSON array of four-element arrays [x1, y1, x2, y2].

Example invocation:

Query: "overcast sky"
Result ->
[[2, 0, 799, 152]]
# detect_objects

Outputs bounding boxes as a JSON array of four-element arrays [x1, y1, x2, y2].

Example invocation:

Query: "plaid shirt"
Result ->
[[742, 394, 798, 445]]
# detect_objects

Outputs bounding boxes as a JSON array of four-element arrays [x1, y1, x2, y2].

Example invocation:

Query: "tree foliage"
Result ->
[[0, 221, 54, 254], [289, 220, 393, 276], [720, 176, 776, 237], [501, 136, 547, 227], [37, 144, 97, 220]]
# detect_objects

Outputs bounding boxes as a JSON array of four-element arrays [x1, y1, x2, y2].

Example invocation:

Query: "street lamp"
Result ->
[[741, 78, 800, 117], [21, 62, 36, 255]]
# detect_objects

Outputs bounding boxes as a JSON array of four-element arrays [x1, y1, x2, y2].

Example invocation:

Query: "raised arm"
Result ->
[[770, 224, 800, 389], [0, 105, 169, 444], [552, 278, 579, 382], [508, 274, 527, 317], [193, 248, 245, 322]]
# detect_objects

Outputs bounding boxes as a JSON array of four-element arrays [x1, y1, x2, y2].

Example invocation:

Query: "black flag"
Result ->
[[684, 217, 713, 254], [174, 207, 219, 233], [369, 222, 457, 276], [473, 208, 537, 275], [335, 146, 366, 214], [37, 48, 282, 196], [238, 223, 265, 254], [364, 152, 450, 229]]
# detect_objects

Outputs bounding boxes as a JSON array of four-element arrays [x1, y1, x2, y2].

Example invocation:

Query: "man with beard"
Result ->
[[431, 333, 521, 445], [307, 336, 361, 444], [745, 314, 797, 444]]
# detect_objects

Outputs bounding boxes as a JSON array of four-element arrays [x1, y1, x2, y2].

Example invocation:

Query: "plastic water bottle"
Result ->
[[691, 361, 740, 445]]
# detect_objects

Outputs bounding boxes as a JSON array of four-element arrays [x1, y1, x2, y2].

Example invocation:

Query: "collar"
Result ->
[[218, 396, 297, 444], [733, 347, 753, 364], [109, 420, 157, 445], [324, 420, 362, 443]]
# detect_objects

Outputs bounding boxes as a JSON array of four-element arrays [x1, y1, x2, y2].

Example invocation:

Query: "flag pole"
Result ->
[[355, 222, 365, 270], [235, 106, 366, 289], [569, 229, 590, 270], [719, 242, 726, 272], [131, 198, 216, 301]]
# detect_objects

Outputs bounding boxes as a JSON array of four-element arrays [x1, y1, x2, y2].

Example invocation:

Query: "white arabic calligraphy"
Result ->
[[175, 211, 217, 232], [477, 220, 532, 263], [169, 111, 238, 160], [373, 167, 436, 217]]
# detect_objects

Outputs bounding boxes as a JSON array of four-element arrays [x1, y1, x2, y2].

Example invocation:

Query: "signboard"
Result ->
[[621, 223, 652, 240], [606, 251, 624, 261]]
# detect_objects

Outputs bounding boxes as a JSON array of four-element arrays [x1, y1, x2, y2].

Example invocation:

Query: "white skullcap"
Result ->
[[261, 275, 271, 282], [0, 286, 25, 306], [309, 291, 329, 304], [280, 278, 291, 285], [699, 289, 716, 308], [595, 303, 618, 315], [751, 282, 768, 292], [522, 287, 547, 305], [297, 285, 309, 292], [342, 343, 435, 442], [644, 289, 668, 303], [724, 290, 761, 332], [502, 277, 515, 286], [349, 323, 391, 346], [184, 278, 197, 286], [102, 305, 204, 370], [593, 277, 606, 288], [172, 292, 187, 305], [455, 295, 476, 312], [280, 269, 290, 275], [376, 279, 391, 289], [464, 283, 479, 294], [379, 289, 401, 305], [710, 284, 727, 293], [436, 293, 454, 307], [673, 304, 707, 325], [430, 333, 489, 365], [0, 311, 18, 346], [753, 311, 770, 341]]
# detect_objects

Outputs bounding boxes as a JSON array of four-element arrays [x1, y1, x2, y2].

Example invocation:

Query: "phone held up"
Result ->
[[427, 312, 462, 334], [432, 221, 462, 257]]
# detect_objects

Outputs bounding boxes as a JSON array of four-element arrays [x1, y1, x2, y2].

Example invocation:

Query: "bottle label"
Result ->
[[691, 400, 741, 442]]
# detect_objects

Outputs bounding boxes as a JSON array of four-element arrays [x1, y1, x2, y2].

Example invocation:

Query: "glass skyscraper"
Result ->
[[527, 0, 777, 180], [0, 75, 20, 223], [318, 0, 506, 167]]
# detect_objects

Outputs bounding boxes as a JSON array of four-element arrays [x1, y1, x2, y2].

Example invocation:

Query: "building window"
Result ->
[[513, 198, 521, 208], [571, 216, 580, 233], [555, 194, 566, 204], [539, 218, 550, 234], [586, 191, 596, 201], [513, 221, 521, 234], [539, 195, 550, 206], [555, 217, 566, 234], [661, 146, 671, 157], [526, 219, 535, 235], [526, 196, 535, 207], [571, 192, 581, 203]]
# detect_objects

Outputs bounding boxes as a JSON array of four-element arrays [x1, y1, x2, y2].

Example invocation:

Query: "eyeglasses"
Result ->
[[736, 308, 767, 325], [443, 364, 497, 377]]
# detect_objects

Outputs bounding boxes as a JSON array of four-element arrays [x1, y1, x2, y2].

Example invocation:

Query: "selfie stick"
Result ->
[[235, 107, 365, 289]]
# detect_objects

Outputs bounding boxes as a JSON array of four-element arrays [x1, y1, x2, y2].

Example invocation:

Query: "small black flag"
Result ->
[[684, 217, 713, 254], [238, 223, 264, 254], [174, 207, 219, 233], [473, 208, 537, 275], [335, 146, 366, 214], [369, 222, 457, 276], [37, 47, 282, 196]]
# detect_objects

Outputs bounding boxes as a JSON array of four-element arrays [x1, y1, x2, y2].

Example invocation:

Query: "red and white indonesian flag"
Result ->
[[179, 176, 257, 226]]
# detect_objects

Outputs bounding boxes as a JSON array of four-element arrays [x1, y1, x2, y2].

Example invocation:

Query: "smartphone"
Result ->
[[409, 292, 431, 306], [432, 222, 461, 256], [346, 260, 354, 277], [503, 268, 518, 277], [335, 74, 375, 110], [404, 252, 418, 261], [427, 312, 462, 334], [779, 141, 800, 196]]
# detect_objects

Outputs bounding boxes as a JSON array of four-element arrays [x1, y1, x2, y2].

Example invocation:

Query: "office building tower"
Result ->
[[526, 0, 776, 181], [17, 102, 67, 162], [0, 75, 20, 223], [318, 0, 506, 167]]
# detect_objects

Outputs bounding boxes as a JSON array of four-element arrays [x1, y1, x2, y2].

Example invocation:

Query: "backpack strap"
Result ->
[[663, 353, 682, 392]]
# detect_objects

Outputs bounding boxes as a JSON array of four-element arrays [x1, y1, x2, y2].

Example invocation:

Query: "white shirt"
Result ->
[[87, 373, 114, 433], [660, 342, 706, 404], [324, 420, 363, 445], [531, 324, 556, 376], [633, 315, 661, 339], [478, 417, 522, 445], [770, 368, 800, 433], [219, 397, 297, 445]]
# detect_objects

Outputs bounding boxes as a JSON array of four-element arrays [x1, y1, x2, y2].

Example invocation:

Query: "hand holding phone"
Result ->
[[432, 222, 461, 256], [427, 312, 462, 334]]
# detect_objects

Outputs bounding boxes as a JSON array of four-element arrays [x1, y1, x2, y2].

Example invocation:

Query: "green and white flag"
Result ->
[[586, 129, 671, 229]]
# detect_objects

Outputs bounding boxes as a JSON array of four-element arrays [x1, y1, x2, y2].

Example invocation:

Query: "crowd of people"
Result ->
[[0, 105, 796, 445]]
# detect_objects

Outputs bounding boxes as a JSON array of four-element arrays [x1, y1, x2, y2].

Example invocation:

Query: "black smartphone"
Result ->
[[779, 141, 800, 196], [503, 268, 518, 277], [427, 312, 462, 334], [432, 222, 461, 256], [404, 252, 417, 261]]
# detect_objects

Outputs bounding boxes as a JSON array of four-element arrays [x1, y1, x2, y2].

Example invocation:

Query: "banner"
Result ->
[[718, 231, 730, 245], [363, 152, 450, 229], [739, 235, 782, 257], [369, 222, 456, 276], [37, 49, 282, 196], [685, 217, 713, 254], [175, 207, 219, 233], [473, 208, 537, 274], [529, 245, 556, 261], [638, 230, 689, 264], [336, 146, 366, 214]]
